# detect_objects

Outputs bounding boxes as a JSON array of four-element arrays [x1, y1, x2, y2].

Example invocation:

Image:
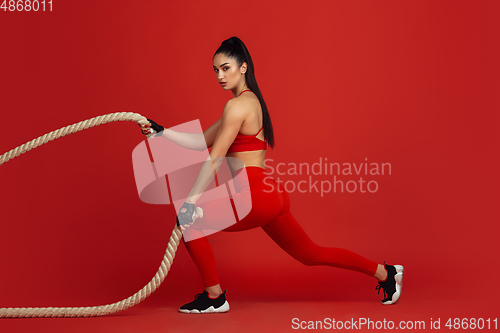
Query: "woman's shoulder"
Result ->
[[223, 96, 253, 115]]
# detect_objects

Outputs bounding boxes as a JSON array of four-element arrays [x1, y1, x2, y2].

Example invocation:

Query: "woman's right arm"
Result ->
[[156, 117, 222, 151], [201, 117, 222, 149]]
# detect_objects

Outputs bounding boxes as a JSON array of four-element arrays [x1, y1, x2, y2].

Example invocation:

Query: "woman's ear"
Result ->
[[241, 62, 247, 75]]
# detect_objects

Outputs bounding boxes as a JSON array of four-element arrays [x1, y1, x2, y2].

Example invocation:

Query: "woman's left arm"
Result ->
[[184, 99, 246, 205]]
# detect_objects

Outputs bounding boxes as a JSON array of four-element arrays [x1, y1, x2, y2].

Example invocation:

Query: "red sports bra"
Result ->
[[227, 89, 267, 153], [227, 125, 267, 153]]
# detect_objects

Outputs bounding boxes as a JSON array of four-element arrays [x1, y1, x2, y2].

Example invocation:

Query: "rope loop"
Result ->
[[0, 112, 182, 318]]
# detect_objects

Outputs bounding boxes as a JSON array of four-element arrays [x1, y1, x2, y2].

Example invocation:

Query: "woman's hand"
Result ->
[[178, 211, 199, 231], [178, 210, 202, 231], [177, 203, 203, 231], [138, 118, 164, 137]]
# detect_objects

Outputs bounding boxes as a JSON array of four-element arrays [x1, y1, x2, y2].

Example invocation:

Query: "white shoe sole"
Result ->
[[382, 264, 404, 305], [179, 300, 230, 314]]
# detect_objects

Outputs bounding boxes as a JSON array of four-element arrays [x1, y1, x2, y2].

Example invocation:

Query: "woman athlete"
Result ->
[[141, 36, 404, 313]]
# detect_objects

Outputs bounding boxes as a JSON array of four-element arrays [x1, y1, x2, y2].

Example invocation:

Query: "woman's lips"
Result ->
[[220, 82, 227, 86]]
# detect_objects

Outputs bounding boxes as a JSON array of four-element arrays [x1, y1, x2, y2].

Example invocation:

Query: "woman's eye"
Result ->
[[223, 67, 229, 71]]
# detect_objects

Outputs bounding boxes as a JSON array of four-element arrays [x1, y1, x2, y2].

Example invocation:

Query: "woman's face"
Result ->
[[213, 53, 245, 91]]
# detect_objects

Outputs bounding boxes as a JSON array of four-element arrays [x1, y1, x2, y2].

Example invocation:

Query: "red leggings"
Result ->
[[182, 166, 378, 287]]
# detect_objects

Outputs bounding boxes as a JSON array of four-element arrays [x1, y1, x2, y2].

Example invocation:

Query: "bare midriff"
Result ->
[[226, 148, 266, 172]]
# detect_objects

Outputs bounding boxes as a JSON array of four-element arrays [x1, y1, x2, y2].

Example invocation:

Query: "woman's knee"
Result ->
[[297, 247, 324, 266]]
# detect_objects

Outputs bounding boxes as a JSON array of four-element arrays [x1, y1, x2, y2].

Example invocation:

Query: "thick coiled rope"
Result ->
[[0, 112, 183, 318]]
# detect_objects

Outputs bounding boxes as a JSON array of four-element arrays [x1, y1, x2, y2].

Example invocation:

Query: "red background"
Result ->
[[1, 1, 499, 332]]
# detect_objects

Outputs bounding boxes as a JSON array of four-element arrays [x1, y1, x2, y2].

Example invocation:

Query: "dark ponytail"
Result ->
[[214, 36, 275, 150]]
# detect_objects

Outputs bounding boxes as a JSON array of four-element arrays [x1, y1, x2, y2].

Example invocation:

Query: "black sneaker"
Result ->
[[375, 262, 404, 305], [179, 290, 230, 314]]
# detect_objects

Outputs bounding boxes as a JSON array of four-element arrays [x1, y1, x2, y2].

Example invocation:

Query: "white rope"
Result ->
[[0, 112, 183, 318]]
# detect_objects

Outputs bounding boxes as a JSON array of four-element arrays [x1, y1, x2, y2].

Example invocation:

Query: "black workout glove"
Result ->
[[147, 118, 164, 137], [176, 202, 195, 226]]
